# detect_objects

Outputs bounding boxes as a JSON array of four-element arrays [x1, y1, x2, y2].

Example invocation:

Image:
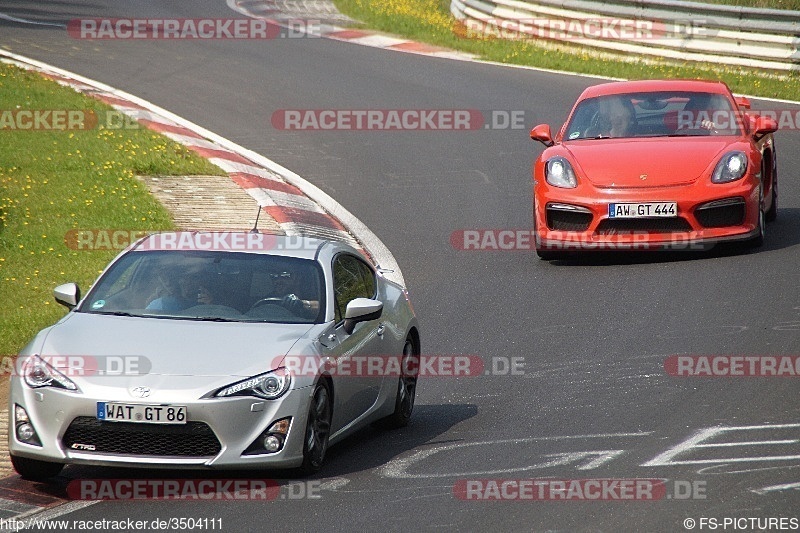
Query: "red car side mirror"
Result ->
[[530, 124, 554, 146], [735, 96, 751, 110], [753, 115, 778, 138]]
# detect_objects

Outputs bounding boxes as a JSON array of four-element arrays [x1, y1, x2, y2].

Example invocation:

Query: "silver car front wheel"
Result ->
[[297, 381, 332, 475]]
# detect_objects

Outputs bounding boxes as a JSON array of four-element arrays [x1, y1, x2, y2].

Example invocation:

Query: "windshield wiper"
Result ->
[[573, 135, 610, 140], [187, 316, 241, 322], [91, 311, 137, 317]]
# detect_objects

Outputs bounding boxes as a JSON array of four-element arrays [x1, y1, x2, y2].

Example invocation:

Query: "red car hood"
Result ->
[[564, 137, 732, 188]]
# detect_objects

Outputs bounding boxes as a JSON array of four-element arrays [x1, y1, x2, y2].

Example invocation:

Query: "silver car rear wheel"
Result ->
[[377, 337, 417, 429]]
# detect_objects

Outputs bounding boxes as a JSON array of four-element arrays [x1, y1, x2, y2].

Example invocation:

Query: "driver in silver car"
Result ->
[[266, 270, 319, 318]]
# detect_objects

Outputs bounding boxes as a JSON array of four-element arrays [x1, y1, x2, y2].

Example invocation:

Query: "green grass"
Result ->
[[0, 63, 224, 355], [333, 0, 799, 101]]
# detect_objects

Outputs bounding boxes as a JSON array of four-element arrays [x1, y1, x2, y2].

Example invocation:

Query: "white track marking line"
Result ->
[[0, 13, 65, 28], [0, 501, 98, 533], [0, 50, 406, 285]]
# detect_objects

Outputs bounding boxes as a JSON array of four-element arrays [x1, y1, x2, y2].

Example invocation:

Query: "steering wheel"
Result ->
[[248, 297, 285, 311], [585, 110, 611, 138], [675, 126, 714, 136]]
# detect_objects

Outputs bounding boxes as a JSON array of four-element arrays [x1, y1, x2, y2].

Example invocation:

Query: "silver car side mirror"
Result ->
[[343, 298, 383, 335], [54, 282, 81, 310]]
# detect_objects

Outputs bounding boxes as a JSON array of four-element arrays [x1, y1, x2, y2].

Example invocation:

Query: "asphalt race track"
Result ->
[[2, 1, 800, 531]]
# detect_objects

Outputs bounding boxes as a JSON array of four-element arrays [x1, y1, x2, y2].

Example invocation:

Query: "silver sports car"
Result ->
[[9, 232, 420, 480]]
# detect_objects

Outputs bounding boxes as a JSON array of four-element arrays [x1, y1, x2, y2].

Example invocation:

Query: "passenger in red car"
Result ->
[[600, 97, 636, 137]]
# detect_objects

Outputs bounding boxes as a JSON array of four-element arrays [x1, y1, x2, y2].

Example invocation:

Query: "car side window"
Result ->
[[360, 261, 376, 299], [332, 254, 376, 323]]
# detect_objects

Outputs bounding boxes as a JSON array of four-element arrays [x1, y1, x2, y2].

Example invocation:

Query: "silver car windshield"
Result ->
[[564, 91, 742, 140], [78, 251, 325, 324]]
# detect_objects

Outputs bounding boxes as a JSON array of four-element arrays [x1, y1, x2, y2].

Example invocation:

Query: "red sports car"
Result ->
[[530, 79, 778, 259]]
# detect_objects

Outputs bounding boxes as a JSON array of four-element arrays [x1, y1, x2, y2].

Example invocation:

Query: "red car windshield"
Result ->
[[564, 91, 743, 140]]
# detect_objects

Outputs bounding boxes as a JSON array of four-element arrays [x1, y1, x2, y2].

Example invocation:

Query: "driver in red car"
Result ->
[[683, 93, 732, 133]]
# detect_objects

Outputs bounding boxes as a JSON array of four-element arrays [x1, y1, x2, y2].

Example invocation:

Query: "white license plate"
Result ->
[[608, 202, 677, 218], [97, 402, 187, 424]]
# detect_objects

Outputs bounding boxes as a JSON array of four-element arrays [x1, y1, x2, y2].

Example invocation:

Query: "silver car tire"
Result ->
[[297, 381, 332, 476], [376, 337, 417, 429]]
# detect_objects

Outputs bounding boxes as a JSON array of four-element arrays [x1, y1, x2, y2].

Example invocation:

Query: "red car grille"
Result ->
[[695, 202, 745, 228], [546, 208, 592, 231], [595, 218, 693, 234]]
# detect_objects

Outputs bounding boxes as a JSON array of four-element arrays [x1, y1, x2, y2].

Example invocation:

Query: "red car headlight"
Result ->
[[545, 157, 578, 188], [712, 151, 748, 184]]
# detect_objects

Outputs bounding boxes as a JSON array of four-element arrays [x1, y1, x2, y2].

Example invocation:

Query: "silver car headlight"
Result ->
[[22, 355, 79, 391], [712, 151, 748, 183], [545, 157, 578, 188], [215, 368, 291, 400]]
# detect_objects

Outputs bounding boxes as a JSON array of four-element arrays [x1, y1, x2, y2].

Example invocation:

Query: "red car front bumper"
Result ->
[[533, 173, 761, 251]]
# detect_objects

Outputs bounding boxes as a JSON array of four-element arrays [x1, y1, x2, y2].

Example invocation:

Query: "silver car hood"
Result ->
[[36, 312, 319, 381]]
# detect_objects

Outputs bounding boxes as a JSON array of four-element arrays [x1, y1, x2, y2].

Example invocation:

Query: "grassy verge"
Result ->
[[333, 0, 799, 101], [0, 62, 224, 355]]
